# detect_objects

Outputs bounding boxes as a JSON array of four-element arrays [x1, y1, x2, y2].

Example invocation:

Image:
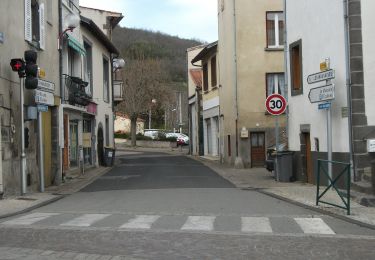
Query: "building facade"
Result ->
[[217, 0, 286, 167], [286, 0, 374, 193]]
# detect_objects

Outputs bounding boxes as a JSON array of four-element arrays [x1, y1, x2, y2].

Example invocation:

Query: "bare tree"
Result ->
[[116, 58, 170, 146]]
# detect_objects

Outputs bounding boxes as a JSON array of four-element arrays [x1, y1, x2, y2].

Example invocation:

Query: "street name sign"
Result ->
[[37, 104, 49, 112], [318, 103, 331, 110], [37, 79, 55, 93], [265, 94, 287, 115], [35, 89, 54, 106], [307, 69, 335, 84], [308, 84, 335, 103]]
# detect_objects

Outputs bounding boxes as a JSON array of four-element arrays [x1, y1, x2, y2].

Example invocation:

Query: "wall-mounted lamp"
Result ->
[[58, 13, 80, 50], [113, 58, 125, 72]]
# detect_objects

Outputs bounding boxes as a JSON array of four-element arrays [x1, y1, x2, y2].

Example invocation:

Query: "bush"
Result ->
[[136, 133, 153, 140], [114, 132, 130, 139]]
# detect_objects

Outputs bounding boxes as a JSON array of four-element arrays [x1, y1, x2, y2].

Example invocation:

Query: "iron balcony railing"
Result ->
[[63, 74, 91, 107]]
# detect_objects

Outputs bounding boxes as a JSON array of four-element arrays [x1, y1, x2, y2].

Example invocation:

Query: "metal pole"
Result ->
[[38, 111, 45, 192], [275, 116, 280, 181], [328, 103, 333, 185], [20, 79, 27, 195], [148, 107, 151, 129], [179, 91, 182, 133]]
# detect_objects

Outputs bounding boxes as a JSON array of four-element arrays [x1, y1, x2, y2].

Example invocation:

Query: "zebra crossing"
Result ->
[[0, 212, 336, 235]]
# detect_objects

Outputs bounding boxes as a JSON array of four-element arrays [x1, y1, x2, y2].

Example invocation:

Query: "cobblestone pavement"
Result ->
[[0, 227, 374, 260]]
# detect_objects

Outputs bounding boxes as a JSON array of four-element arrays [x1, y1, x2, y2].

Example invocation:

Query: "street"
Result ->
[[0, 150, 374, 259]]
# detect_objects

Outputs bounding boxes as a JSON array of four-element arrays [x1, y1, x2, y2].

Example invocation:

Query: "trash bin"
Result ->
[[275, 151, 294, 182], [104, 147, 116, 167]]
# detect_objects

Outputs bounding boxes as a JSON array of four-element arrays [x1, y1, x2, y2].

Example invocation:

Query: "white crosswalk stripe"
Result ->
[[294, 217, 335, 235], [119, 215, 160, 229], [2, 213, 59, 225], [241, 217, 273, 233], [181, 216, 216, 231], [60, 214, 111, 227]]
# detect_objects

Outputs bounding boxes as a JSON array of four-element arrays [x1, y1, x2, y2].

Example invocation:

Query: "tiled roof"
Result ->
[[190, 69, 203, 89]]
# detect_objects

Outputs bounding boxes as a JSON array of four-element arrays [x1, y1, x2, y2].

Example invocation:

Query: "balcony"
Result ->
[[63, 74, 91, 107], [113, 80, 124, 103]]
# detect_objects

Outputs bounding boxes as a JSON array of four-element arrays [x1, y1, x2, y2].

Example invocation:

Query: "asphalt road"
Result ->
[[0, 151, 374, 259]]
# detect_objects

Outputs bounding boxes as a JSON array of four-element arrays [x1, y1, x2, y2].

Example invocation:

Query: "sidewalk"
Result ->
[[195, 156, 375, 229], [0, 166, 111, 219]]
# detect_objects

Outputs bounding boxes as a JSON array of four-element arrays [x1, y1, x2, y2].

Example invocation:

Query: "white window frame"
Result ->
[[266, 12, 284, 49]]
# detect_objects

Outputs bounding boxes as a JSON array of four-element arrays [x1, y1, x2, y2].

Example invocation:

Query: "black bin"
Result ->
[[104, 147, 116, 167], [275, 151, 294, 182]]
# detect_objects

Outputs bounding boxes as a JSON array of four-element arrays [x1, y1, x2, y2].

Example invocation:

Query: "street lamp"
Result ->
[[58, 13, 80, 50], [113, 58, 125, 72], [149, 99, 157, 129]]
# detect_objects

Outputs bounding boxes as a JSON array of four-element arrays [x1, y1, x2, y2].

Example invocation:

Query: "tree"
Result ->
[[116, 58, 170, 146]]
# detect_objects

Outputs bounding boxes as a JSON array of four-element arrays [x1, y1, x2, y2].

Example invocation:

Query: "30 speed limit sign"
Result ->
[[265, 94, 287, 115]]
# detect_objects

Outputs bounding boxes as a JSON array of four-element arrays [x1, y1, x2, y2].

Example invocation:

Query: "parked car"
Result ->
[[144, 129, 163, 140], [166, 133, 189, 145]]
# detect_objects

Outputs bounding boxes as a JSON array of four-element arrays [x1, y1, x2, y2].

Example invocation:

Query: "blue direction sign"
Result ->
[[37, 104, 49, 112], [318, 103, 331, 110]]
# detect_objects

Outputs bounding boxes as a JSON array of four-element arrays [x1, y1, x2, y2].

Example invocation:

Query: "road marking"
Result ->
[[294, 218, 335, 235], [120, 215, 160, 229], [241, 217, 273, 233], [60, 214, 110, 227], [2, 213, 59, 225], [181, 216, 216, 231]]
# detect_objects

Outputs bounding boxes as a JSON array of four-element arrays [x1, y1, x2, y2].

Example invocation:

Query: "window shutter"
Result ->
[[39, 3, 45, 50], [24, 0, 32, 42]]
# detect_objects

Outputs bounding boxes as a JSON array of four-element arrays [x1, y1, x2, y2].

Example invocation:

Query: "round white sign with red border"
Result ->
[[265, 94, 287, 115]]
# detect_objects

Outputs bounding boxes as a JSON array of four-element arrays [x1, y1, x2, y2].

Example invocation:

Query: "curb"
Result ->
[[190, 155, 375, 230], [0, 167, 113, 220], [252, 188, 375, 230], [0, 195, 64, 220]]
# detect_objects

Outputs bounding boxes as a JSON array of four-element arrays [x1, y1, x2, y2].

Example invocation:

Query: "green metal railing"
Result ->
[[316, 159, 351, 215]]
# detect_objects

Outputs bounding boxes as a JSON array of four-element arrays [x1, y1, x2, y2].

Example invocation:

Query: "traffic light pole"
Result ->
[[20, 78, 27, 195], [38, 111, 45, 192]]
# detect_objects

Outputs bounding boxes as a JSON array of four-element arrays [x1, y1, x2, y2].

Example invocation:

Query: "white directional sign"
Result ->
[[265, 94, 287, 115], [35, 89, 54, 106], [307, 69, 335, 84], [308, 84, 335, 103], [37, 79, 55, 93]]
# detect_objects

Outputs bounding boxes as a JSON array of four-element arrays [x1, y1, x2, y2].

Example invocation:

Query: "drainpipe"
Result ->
[[0, 120, 3, 196], [343, 0, 355, 181], [283, 0, 289, 145], [232, 0, 239, 159], [57, 0, 63, 185]]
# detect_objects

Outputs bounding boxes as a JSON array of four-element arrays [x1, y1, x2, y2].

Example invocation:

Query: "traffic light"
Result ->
[[10, 59, 25, 77], [24, 50, 38, 89]]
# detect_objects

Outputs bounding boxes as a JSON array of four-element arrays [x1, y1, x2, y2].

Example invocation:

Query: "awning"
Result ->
[[68, 36, 86, 56]]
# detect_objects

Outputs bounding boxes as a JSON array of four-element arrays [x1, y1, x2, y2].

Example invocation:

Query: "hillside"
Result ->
[[112, 27, 203, 83]]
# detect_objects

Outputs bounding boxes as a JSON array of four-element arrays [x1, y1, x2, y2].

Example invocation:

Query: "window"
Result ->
[[25, 0, 45, 49], [266, 73, 285, 97], [211, 56, 217, 87], [83, 41, 93, 96], [266, 12, 284, 48], [203, 63, 208, 92], [290, 40, 303, 95], [68, 46, 80, 77], [105, 115, 109, 146], [103, 57, 110, 102]]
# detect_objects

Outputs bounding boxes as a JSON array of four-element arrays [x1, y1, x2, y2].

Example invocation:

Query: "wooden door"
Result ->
[[42, 110, 52, 186], [63, 114, 69, 171], [251, 132, 266, 167], [303, 133, 313, 183]]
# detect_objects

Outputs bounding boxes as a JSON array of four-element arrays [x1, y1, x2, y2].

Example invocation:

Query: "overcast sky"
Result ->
[[79, 0, 218, 42]]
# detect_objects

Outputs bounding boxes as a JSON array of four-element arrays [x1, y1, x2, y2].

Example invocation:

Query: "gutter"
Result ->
[[343, 0, 355, 180], [283, 0, 289, 144]]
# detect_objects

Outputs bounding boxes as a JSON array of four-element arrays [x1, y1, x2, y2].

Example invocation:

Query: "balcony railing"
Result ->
[[63, 74, 91, 107]]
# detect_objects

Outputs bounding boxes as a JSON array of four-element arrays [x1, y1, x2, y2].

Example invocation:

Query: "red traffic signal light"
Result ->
[[10, 59, 25, 72]]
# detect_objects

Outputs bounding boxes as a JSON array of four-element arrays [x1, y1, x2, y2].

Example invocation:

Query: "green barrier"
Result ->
[[316, 159, 351, 215]]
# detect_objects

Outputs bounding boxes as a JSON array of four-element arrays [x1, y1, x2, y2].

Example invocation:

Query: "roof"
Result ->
[[189, 69, 203, 89], [80, 6, 124, 28], [191, 41, 218, 64], [80, 15, 119, 55]]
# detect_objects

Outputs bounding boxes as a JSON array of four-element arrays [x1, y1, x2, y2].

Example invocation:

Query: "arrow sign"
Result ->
[[308, 84, 335, 103], [307, 69, 335, 84]]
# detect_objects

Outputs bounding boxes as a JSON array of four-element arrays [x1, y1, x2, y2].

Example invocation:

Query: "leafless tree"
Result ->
[[116, 58, 170, 146]]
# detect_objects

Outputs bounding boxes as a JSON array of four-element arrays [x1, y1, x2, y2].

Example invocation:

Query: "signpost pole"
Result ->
[[275, 116, 280, 181], [20, 78, 27, 195], [326, 58, 333, 186], [38, 111, 45, 192]]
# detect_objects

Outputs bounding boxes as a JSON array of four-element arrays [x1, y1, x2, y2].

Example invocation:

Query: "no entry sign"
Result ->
[[265, 94, 287, 115]]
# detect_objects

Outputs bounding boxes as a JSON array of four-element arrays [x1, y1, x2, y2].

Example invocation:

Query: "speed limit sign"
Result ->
[[265, 94, 287, 115]]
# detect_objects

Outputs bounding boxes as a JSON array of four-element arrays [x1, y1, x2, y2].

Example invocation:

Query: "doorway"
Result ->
[[97, 126, 104, 166], [42, 110, 52, 186], [69, 121, 79, 168], [251, 132, 266, 167], [303, 133, 313, 183]]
